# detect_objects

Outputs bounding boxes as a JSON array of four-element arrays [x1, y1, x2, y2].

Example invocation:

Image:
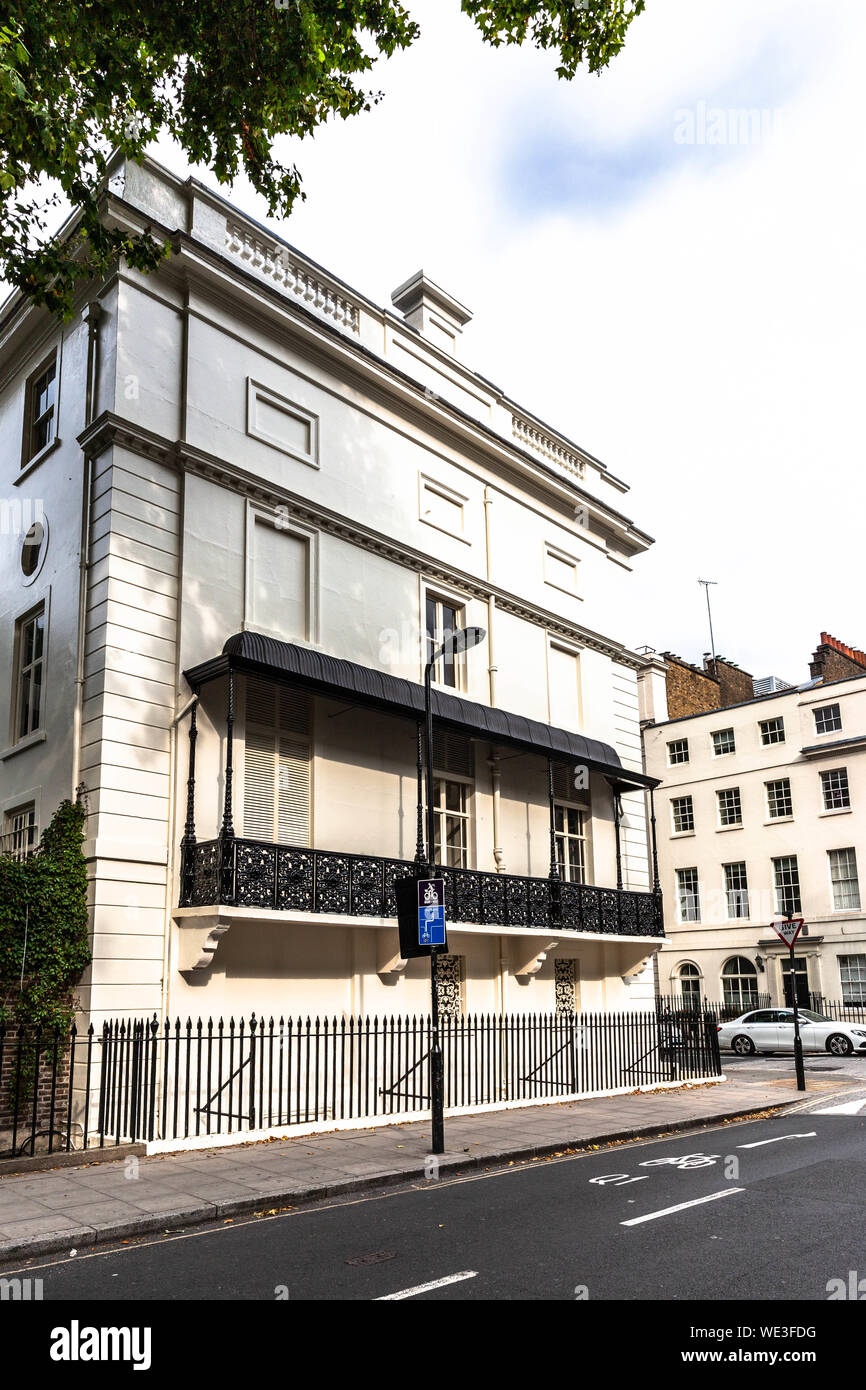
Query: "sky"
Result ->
[[143, 1, 865, 681]]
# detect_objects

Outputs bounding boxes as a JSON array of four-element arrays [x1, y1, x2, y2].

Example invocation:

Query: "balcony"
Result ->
[[180, 835, 663, 939]]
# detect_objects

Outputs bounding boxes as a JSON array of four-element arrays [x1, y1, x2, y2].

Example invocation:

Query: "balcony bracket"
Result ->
[[378, 934, 409, 982], [510, 938, 559, 979], [174, 909, 233, 972]]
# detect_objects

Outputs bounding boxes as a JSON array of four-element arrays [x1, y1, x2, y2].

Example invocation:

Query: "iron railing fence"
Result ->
[[179, 836, 665, 939], [658, 995, 866, 1024], [657, 994, 772, 1022], [0, 1009, 720, 1157]]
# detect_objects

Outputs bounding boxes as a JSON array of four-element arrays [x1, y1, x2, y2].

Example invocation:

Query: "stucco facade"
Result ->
[[1, 155, 664, 1027]]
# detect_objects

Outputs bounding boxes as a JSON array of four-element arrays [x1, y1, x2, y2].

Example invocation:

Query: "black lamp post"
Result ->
[[423, 624, 486, 1155]]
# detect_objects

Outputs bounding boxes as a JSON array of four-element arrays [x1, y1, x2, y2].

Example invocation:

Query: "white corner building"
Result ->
[[0, 155, 665, 1028]]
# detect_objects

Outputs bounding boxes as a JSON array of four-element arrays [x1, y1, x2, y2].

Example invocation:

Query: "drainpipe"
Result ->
[[483, 487, 504, 873], [71, 301, 102, 799]]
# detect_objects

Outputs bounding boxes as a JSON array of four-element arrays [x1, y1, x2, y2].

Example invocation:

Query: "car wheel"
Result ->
[[827, 1033, 853, 1057], [731, 1034, 755, 1056]]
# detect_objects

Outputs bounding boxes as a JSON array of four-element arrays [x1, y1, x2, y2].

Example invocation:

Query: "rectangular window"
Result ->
[[773, 855, 801, 916], [426, 594, 464, 689], [23, 356, 57, 466], [13, 604, 45, 742], [766, 777, 793, 819], [243, 678, 311, 846], [671, 796, 694, 833], [667, 738, 689, 766], [544, 545, 580, 596], [839, 955, 866, 1006], [716, 787, 742, 827], [712, 728, 735, 757], [724, 862, 750, 919], [2, 803, 37, 861], [821, 768, 850, 810], [420, 476, 466, 540], [676, 867, 701, 923], [555, 803, 587, 882], [829, 848, 861, 911], [759, 716, 785, 746], [813, 703, 842, 735], [432, 777, 471, 868]]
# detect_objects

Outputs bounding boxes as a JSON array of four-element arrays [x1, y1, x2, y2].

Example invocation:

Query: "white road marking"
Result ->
[[737, 1132, 816, 1148], [621, 1188, 744, 1227], [810, 1098, 866, 1116], [376, 1270, 478, 1300]]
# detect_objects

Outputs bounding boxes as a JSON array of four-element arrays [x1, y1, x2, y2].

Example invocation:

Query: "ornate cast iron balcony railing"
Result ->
[[180, 837, 664, 939]]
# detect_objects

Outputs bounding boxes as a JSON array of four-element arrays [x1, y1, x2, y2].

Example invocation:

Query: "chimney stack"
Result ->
[[391, 271, 472, 358]]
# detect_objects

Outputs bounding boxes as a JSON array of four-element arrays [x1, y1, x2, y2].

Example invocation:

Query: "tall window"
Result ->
[[829, 848, 861, 911], [839, 955, 866, 1007], [667, 738, 689, 766], [676, 867, 701, 923], [14, 605, 45, 741], [765, 777, 793, 819], [821, 768, 850, 811], [243, 678, 311, 845], [23, 356, 56, 465], [716, 787, 742, 827], [813, 703, 842, 735], [722, 957, 758, 1010], [712, 728, 735, 757], [426, 594, 463, 688], [671, 795, 694, 833], [723, 862, 750, 919], [432, 778, 471, 868], [555, 803, 587, 882], [678, 962, 702, 1008], [759, 716, 785, 746], [773, 855, 801, 916], [2, 804, 37, 861]]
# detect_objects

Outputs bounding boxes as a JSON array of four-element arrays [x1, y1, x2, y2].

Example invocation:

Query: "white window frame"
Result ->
[[813, 703, 842, 735], [716, 786, 742, 828], [430, 771, 474, 869], [711, 727, 736, 757], [554, 799, 590, 883], [423, 582, 469, 691], [839, 955, 866, 1006], [829, 848, 861, 912], [671, 795, 694, 834], [723, 861, 750, 920], [821, 767, 851, 811], [759, 716, 785, 746], [676, 867, 701, 923], [667, 738, 689, 766], [773, 854, 801, 917], [765, 777, 793, 820]]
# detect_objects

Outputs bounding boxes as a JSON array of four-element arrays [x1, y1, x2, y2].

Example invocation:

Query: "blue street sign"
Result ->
[[417, 878, 446, 947]]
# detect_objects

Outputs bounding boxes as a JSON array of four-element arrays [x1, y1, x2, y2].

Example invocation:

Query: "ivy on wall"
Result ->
[[0, 797, 91, 1030]]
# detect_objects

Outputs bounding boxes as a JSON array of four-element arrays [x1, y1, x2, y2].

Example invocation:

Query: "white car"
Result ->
[[718, 1008, 866, 1058]]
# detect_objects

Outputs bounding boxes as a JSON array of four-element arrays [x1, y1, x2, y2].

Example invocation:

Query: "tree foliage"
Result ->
[[0, 1, 645, 317], [0, 797, 91, 1029]]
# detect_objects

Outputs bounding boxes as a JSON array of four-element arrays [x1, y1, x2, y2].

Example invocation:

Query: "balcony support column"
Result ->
[[649, 786, 664, 933], [179, 690, 198, 907], [219, 668, 236, 905], [613, 788, 624, 892], [547, 758, 561, 927], [489, 748, 504, 873], [413, 721, 426, 868]]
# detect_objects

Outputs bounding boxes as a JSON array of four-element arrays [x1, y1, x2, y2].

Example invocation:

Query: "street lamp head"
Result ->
[[430, 625, 487, 665]]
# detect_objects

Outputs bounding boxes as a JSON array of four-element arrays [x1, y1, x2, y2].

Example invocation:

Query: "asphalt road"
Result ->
[[7, 1084, 866, 1302]]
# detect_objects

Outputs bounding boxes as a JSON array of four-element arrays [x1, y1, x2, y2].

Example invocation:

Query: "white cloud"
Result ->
[[94, 1, 866, 676]]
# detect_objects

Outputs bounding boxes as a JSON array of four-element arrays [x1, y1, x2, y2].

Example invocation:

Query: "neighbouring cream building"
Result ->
[[0, 155, 665, 1030], [642, 654, 866, 1011]]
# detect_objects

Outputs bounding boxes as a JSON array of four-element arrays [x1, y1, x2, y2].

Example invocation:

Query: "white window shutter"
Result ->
[[244, 678, 311, 843]]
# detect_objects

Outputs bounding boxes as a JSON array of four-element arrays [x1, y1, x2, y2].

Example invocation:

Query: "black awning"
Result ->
[[184, 631, 658, 790]]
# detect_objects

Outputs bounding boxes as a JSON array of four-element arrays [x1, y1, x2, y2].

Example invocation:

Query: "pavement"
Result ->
[[0, 1062, 862, 1266]]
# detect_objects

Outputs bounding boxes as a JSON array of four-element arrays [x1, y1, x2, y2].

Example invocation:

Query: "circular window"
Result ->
[[21, 517, 48, 584]]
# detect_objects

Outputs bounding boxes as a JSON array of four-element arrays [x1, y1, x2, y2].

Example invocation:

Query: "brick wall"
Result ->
[[809, 632, 866, 682], [661, 653, 720, 718], [0, 1002, 74, 1154], [704, 656, 754, 707]]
